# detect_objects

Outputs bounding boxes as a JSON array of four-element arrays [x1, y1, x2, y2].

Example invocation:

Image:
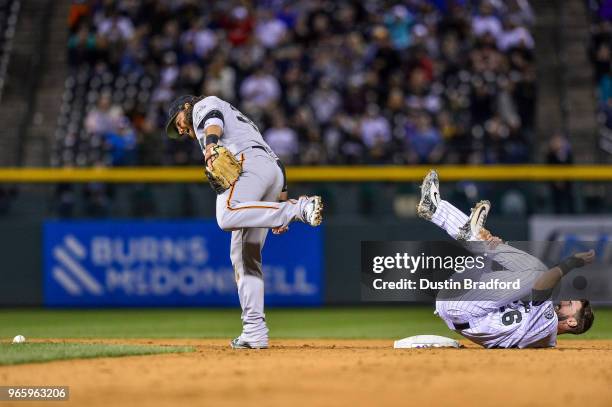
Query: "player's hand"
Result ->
[[479, 229, 491, 241], [574, 249, 595, 265], [205, 144, 217, 170], [486, 235, 503, 249], [272, 226, 289, 235], [479, 229, 502, 249]]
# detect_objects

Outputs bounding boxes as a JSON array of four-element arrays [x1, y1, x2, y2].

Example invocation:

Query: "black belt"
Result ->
[[251, 145, 268, 152], [453, 322, 471, 330]]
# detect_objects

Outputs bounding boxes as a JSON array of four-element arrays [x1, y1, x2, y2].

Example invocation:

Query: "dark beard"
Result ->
[[183, 96, 205, 127], [183, 103, 195, 127]]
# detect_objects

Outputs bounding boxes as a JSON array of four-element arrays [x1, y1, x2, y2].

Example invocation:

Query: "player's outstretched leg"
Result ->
[[417, 170, 488, 241], [417, 169, 467, 238], [218, 193, 323, 230], [456, 200, 490, 241]]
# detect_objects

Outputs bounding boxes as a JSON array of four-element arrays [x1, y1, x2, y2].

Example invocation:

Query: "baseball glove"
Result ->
[[205, 145, 242, 194]]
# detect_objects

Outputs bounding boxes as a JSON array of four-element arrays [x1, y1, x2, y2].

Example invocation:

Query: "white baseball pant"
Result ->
[[432, 200, 547, 323]]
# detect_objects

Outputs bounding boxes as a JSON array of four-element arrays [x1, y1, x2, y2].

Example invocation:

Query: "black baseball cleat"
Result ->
[[416, 169, 440, 220], [457, 200, 491, 241], [230, 337, 268, 349]]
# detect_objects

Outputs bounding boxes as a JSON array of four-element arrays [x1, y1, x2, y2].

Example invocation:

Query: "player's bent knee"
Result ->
[[217, 212, 236, 232]]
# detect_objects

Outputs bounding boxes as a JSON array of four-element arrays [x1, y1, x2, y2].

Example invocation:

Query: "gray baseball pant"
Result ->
[[215, 148, 303, 345]]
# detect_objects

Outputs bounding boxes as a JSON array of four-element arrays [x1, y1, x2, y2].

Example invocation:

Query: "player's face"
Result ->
[[175, 111, 196, 140], [555, 300, 583, 321]]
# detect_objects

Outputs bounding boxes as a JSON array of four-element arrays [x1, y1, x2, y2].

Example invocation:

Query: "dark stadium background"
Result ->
[[0, 0, 610, 307]]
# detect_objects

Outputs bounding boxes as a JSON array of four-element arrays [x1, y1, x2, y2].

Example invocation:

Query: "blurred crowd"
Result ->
[[588, 1, 612, 140], [66, 0, 536, 167]]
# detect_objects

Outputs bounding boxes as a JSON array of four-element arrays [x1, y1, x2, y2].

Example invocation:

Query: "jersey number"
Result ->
[[229, 104, 259, 133], [501, 310, 522, 326]]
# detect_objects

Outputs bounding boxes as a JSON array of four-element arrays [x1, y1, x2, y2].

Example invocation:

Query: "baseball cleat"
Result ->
[[230, 337, 268, 349], [416, 169, 440, 220], [302, 196, 323, 226], [457, 200, 490, 241]]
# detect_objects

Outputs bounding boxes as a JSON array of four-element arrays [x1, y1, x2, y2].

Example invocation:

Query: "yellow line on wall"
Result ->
[[0, 165, 611, 183]]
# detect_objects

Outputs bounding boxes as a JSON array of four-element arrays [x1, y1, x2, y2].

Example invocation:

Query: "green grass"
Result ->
[[0, 307, 611, 340], [0, 343, 194, 365]]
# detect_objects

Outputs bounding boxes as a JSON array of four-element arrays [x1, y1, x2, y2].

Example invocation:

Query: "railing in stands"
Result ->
[[0, 165, 611, 183]]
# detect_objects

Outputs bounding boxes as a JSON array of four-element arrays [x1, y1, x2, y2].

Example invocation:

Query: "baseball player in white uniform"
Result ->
[[166, 95, 323, 349], [416, 170, 595, 348]]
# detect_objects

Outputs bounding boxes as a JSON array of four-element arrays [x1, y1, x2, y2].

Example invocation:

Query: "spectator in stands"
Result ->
[[240, 64, 281, 110], [588, 4, 612, 161], [68, 23, 97, 66], [360, 104, 392, 150], [255, 8, 287, 49], [405, 66, 440, 114], [472, 1, 502, 39], [504, 0, 535, 25], [264, 112, 299, 164], [97, 6, 134, 42], [160, 51, 179, 88], [84, 93, 121, 135], [309, 77, 341, 126], [223, 5, 254, 46], [68, 0, 91, 32], [593, 41, 611, 104], [546, 133, 574, 214], [103, 116, 137, 166], [60, 0, 538, 168], [497, 17, 534, 52], [119, 36, 146, 75], [181, 17, 217, 59], [384, 5, 414, 50], [202, 54, 236, 102], [339, 126, 367, 165], [301, 128, 327, 165], [405, 111, 445, 164], [368, 26, 401, 87]]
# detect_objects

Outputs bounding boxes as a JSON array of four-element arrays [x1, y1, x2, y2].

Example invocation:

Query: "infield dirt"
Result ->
[[1, 339, 611, 407]]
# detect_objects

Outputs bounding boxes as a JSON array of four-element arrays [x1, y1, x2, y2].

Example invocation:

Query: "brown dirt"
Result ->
[[1, 339, 612, 407]]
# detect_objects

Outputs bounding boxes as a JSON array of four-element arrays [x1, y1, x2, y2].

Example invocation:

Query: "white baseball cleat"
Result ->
[[230, 337, 268, 349], [416, 169, 440, 220], [302, 196, 323, 226], [457, 200, 490, 241]]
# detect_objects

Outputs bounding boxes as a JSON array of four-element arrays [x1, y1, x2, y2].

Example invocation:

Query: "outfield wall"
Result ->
[[0, 218, 527, 307]]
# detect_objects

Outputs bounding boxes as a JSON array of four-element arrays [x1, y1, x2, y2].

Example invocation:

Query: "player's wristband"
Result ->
[[205, 135, 219, 146], [556, 256, 586, 276]]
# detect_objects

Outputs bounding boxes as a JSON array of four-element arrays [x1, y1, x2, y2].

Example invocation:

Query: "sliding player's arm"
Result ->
[[532, 250, 595, 301]]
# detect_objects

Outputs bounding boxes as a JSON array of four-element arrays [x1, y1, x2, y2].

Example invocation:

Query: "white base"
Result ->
[[394, 335, 460, 349]]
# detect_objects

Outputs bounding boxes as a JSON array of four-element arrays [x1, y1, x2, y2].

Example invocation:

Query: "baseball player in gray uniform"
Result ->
[[165, 95, 323, 349], [417, 170, 595, 348]]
